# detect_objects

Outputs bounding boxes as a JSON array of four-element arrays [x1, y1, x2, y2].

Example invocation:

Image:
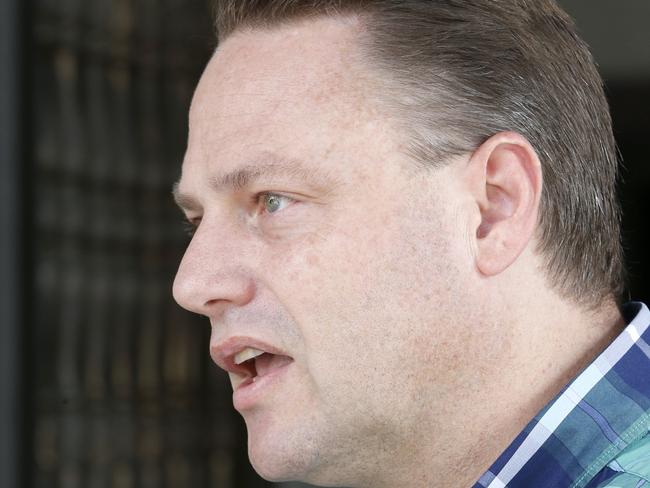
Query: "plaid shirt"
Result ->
[[474, 302, 650, 488]]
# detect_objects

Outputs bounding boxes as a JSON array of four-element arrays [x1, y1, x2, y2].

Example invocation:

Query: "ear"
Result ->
[[465, 132, 543, 277]]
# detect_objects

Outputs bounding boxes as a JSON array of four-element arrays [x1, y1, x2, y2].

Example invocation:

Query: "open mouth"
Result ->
[[233, 347, 293, 382]]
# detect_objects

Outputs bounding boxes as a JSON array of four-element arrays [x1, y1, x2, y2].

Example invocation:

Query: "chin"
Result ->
[[248, 437, 313, 483], [245, 417, 330, 485]]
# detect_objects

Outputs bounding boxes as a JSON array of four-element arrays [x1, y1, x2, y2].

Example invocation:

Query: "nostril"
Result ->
[[173, 266, 257, 315]]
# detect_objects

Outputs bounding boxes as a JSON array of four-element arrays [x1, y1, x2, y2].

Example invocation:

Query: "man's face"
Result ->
[[173, 15, 498, 486]]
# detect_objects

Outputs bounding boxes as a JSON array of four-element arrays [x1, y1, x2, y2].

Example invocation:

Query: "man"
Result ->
[[172, 1, 650, 486]]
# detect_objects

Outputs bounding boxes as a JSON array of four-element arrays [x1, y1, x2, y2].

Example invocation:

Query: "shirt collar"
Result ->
[[474, 302, 650, 488]]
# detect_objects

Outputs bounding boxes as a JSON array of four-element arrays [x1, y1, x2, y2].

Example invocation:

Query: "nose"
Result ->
[[172, 221, 256, 318]]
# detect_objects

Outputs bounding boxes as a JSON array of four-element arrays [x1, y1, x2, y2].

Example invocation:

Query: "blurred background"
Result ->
[[0, 1, 648, 487]]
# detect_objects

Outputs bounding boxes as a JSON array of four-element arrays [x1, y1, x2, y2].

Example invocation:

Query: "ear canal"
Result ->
[[477, 185, 510, 240], [477, 221, 489, 239]]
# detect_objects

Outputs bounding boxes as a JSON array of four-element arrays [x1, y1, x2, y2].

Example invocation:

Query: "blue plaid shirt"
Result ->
[[474, 302, 650, 488]]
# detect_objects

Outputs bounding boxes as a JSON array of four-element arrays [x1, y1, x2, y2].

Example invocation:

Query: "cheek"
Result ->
[[263, 181, 475, 360], [273, 205, 455, 384]]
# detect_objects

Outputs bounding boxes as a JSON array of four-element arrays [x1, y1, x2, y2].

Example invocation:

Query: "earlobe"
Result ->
[[468, 132, 543, 277]]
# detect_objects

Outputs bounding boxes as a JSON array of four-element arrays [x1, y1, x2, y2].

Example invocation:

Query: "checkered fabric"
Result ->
[[474, 302, 650, 488]]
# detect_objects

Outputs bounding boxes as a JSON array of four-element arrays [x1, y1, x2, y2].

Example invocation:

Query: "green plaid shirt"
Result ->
[[474, 302, 650, 488]]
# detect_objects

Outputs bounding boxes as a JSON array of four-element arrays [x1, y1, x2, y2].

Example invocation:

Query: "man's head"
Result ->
[[214, 0, 625, 305], [172, 1, 624, 486]]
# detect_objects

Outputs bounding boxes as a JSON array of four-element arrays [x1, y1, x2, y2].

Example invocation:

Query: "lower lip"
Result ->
[[232, 362, 293, 411]]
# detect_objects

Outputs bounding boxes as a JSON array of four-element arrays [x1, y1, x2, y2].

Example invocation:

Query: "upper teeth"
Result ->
[[234, 347, 265, 365]]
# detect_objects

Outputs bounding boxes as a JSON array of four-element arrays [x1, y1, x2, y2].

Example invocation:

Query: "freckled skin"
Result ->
[[172, 14, 623, 488]]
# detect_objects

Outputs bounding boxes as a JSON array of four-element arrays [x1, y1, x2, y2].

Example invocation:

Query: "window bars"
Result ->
[[29, 0, 268, 486]]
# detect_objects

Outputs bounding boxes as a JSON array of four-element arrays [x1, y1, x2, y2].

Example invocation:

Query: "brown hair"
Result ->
[[214, 0, 625, 306]]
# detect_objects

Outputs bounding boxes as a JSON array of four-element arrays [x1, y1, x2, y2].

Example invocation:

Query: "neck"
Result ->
[[366, 295, 625, 488]]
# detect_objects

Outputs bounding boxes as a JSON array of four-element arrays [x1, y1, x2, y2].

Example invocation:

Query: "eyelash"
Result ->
[[181, 192, 294, 238]]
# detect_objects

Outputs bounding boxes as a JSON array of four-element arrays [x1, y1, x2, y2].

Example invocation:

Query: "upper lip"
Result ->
[[210, 336, 291, 376]]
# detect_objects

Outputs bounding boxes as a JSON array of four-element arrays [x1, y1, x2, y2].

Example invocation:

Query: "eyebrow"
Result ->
[[172, 157, 342, 212]]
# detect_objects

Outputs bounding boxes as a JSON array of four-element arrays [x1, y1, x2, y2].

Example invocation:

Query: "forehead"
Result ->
[[178, 15, 394, 194], [191, 15, 367, 121]]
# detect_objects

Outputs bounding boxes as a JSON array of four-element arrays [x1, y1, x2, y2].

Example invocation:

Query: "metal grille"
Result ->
[[29, 0, 269, 486]]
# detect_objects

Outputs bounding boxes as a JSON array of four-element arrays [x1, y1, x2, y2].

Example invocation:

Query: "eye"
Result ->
[[257, 193, 294, 215]]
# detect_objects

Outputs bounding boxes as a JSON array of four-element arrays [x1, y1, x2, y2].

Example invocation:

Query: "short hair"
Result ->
[[213, 0, 625, 307]]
